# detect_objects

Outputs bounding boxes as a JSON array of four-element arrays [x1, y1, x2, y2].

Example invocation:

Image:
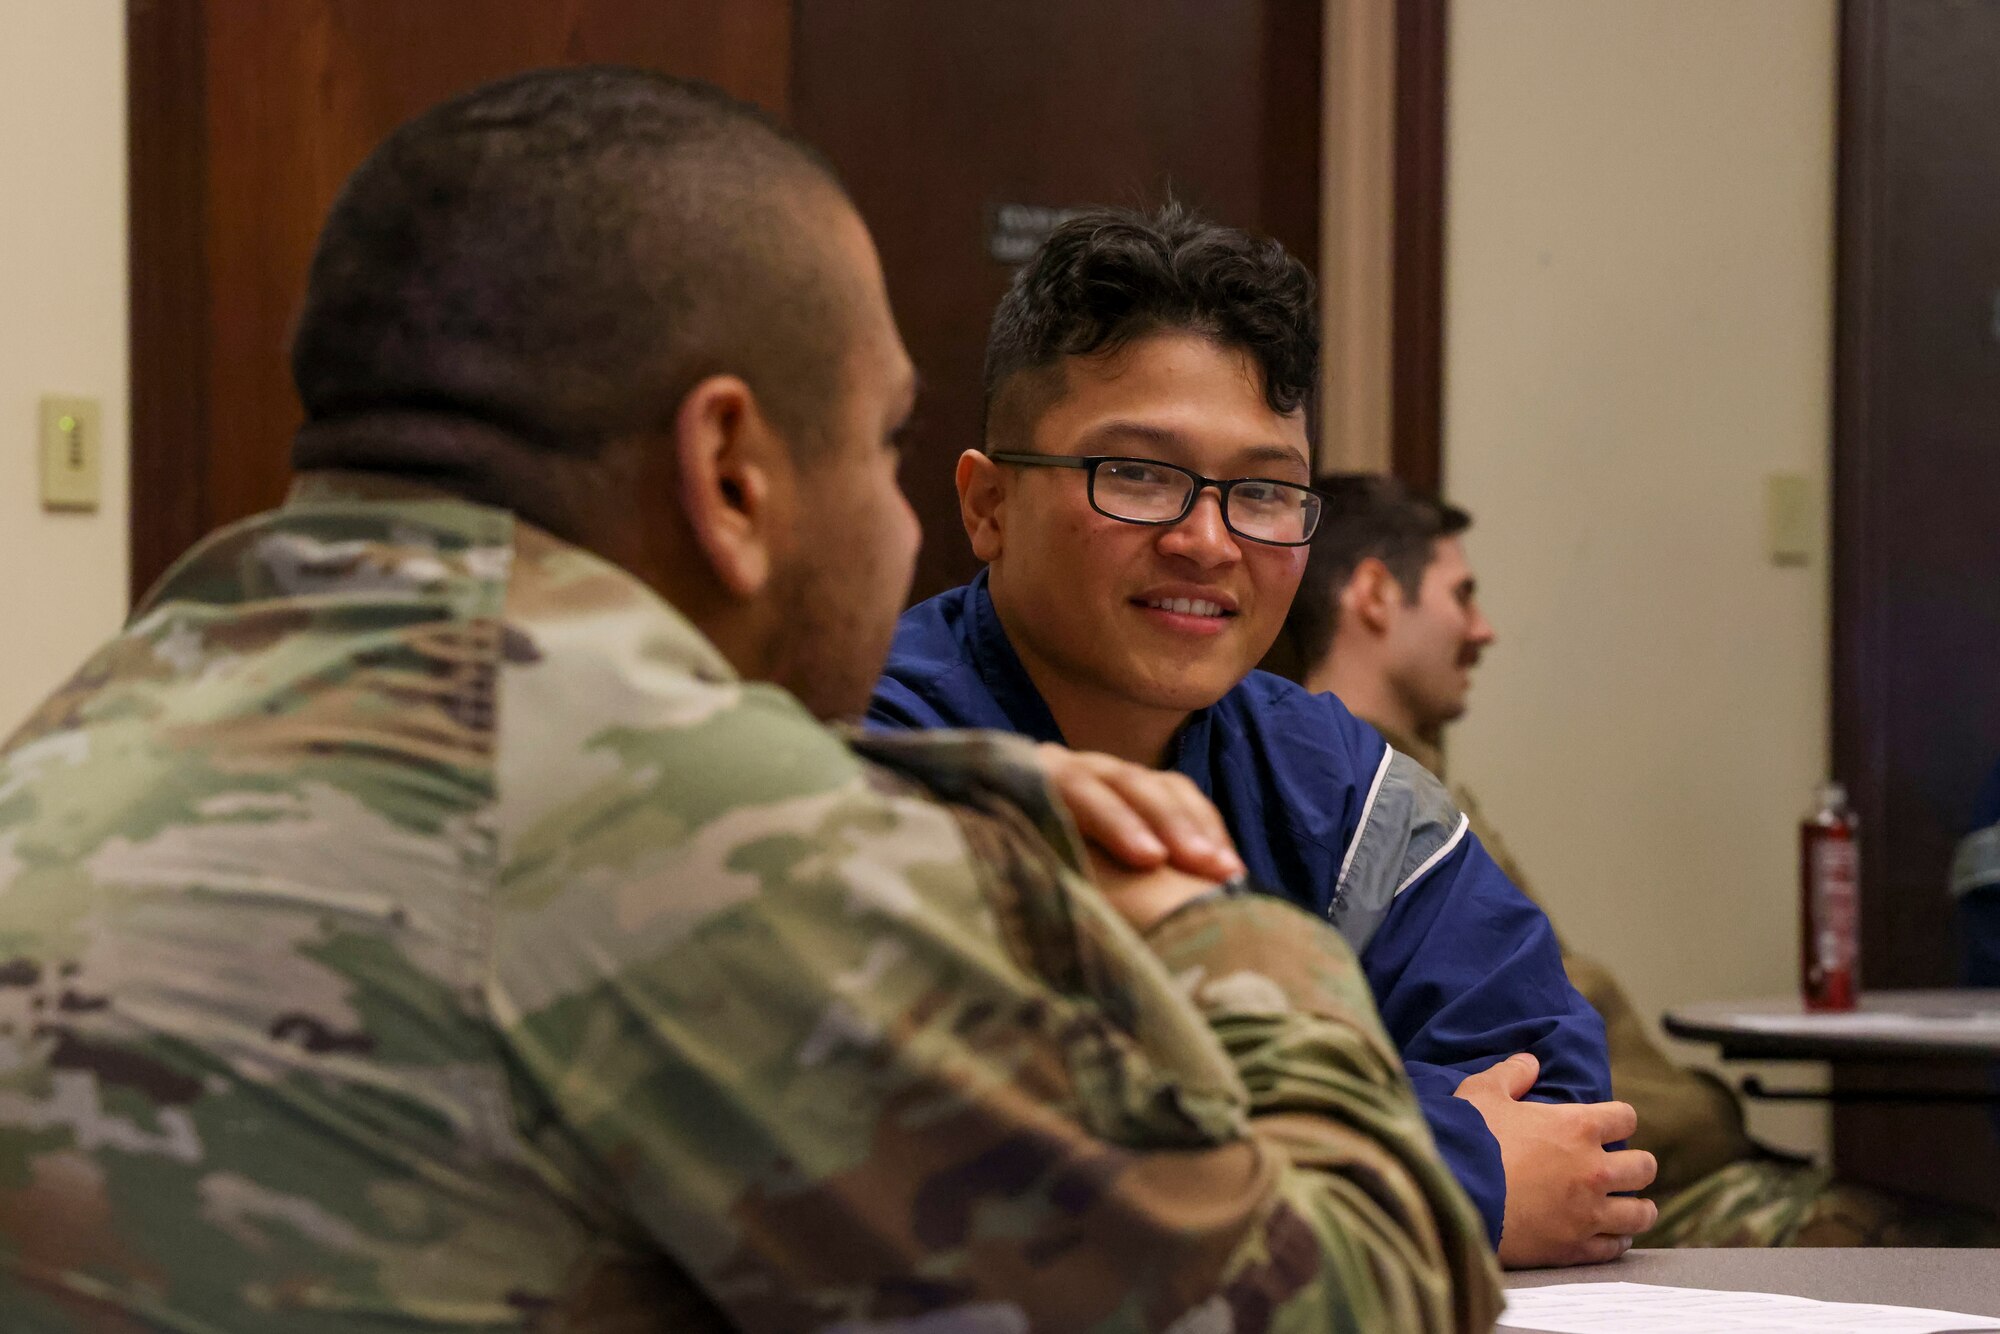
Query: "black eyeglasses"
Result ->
[[987, 453, 1322, 546]]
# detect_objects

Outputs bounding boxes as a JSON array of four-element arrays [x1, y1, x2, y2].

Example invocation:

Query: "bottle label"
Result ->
[[1811, 838, 1859, 972]]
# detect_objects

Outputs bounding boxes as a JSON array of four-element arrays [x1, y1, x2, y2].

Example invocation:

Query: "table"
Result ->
[[1503, 1249, 2000, 1330], [1664, 990, 2000, 1063], [1663, 990, 2000, 1215]]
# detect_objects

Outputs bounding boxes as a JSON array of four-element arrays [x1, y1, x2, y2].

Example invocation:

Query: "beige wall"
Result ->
[[1443, 0, 1836, 1152], [0, 0, 128, 733]]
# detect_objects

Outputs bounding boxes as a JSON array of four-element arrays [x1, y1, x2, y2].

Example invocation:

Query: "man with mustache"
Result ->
[[870, 205, 1652, 1268], [0, 68, 1503, 1331], [1273, 471, 2000, 1248]]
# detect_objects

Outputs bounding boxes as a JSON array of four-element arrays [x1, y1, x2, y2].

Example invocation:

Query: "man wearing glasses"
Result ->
[[871, 205, 1655, 1268]]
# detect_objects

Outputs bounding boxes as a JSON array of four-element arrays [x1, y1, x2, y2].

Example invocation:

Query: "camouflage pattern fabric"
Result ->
[[0, 473, 1500, 1332], [1644, 1157, 2000, 1249]]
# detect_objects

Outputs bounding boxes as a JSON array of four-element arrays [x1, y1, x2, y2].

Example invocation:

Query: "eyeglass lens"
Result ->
[[1091, 459, 1318, 543]]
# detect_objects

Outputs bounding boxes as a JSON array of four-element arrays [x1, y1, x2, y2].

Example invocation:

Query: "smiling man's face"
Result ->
[[966, 329, 1312, 744]]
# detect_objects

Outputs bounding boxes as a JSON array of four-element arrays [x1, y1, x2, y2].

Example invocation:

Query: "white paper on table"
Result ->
[[1498, 1282, 2000, 1333]]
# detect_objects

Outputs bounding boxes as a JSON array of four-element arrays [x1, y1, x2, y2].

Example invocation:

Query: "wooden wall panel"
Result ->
[[1833, 0, 2000, 995], [129, 0, 791, 598], [1831, 0, 2000, 1197], [1390, 0, 1448, 496], [134, 2, 1346, 609], [1317, 0, 1448, 491], [792, 0, 1322, 602], [128, 0, 211, 596]]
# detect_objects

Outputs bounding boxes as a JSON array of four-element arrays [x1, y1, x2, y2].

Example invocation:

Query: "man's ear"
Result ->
[[1343, 556, 1402, 636], [957, 449, 1007, 562], [673, 374, 793, 598]]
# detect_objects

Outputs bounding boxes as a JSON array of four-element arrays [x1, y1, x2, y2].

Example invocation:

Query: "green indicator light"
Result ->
[[58, 415, 76, 433]]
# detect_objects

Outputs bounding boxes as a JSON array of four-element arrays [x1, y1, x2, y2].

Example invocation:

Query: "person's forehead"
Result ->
[[1038, 332, 1311, 474]]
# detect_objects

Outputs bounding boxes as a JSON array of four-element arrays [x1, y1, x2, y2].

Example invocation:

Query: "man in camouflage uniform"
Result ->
[[0, 69, 1501, 1330], [1268, 471, 2000, 1249]]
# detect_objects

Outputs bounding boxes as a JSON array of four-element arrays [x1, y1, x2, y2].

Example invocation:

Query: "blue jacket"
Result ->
[[1955, 762, 2000, 989], [870, 572, 1613, 1246]]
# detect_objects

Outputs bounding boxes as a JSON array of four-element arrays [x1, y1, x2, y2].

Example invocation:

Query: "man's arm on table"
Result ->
[[1364, 817, 1655, 1265], [493, 704, 1501, 1333]]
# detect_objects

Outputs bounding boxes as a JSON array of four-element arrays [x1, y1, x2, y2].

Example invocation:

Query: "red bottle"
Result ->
[[1800, 781, 1860, 1011]]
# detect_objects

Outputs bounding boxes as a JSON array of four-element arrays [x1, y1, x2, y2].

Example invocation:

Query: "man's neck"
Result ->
[[1306, 653, 1423, 748], [1041, 682, 1187, 768], [292, 412, 613, 546], [295, 419, 774, 687], [987, 599, 1189, 768]]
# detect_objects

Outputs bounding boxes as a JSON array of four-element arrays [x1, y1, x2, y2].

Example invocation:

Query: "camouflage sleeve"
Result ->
[[1145, 894, 1504, 1333], [490, 631, 1496, 1329]]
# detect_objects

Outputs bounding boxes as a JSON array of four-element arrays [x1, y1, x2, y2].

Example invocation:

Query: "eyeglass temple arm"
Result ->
[[984, 452, 1094, 469]]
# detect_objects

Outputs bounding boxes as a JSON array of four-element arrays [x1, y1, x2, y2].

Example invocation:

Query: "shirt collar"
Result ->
[[285, 469, 467, 507], [1370, 720, 1445, 777]]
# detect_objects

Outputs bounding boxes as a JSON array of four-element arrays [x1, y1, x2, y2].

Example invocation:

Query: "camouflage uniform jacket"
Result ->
[[1380, 729, 1758, 1199], [0, 475, 1500, 1333]]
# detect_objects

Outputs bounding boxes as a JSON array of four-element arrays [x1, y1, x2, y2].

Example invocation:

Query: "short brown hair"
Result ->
[[1262, 473, 1471, 682]]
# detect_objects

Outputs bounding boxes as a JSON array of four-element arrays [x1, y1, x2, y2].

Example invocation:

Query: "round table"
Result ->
[[1663, 989, 2000, 1062]]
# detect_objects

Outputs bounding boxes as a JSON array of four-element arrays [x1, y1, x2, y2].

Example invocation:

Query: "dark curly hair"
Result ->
[[982, 203, 1318, 449]]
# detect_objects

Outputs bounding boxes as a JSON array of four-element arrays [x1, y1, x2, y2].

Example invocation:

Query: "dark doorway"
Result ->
[[790, 0, 1324, 601], [1831, 0, 2000, 1209]]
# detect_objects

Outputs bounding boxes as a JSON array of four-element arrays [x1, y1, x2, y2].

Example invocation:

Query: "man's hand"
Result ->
[[1454, 1053, 1659, 1269], [1036, 743, 1246, 883]]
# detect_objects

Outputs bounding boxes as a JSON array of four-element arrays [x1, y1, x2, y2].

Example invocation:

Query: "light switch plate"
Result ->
[[39, 394, 100, 512], [1764, 472, 1812, 566]]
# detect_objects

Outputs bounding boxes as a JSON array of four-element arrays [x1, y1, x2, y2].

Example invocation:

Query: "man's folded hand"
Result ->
[[1455, 1052, 1659, 1269]]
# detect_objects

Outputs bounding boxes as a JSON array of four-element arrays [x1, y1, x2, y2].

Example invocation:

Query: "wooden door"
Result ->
[[128, 0, 791, 598], [790, 0, 1323, 601], [130, 1, 1332, 609], [1831, 0, 2000, 1206]]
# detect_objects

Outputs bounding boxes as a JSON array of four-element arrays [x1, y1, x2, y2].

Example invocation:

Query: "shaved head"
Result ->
[[284, 66, 924, 723], [290, 67, 856, 487]]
